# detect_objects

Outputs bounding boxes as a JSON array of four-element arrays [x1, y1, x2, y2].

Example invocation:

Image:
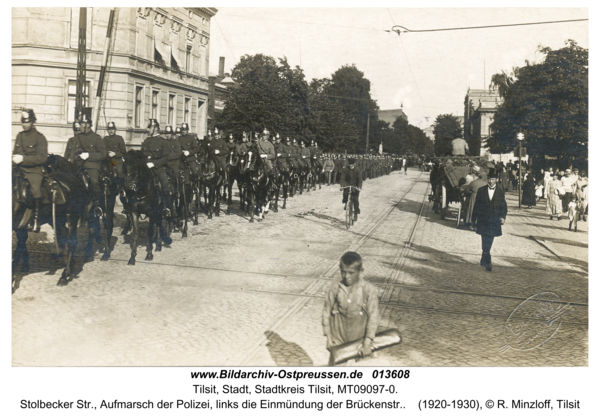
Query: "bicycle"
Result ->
[[342, 186, 359, 229]]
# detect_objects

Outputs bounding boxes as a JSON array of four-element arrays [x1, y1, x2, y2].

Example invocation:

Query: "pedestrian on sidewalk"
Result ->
[[568, 196, 580, 232], [472, 169, 507, 272], [543, 167, 553, 199], [323, 252, 379, 366], [522, 175, 537, 209], [535, 180, 544, 202], [546, 174, 563, 220], [500, 166, 510, 191]]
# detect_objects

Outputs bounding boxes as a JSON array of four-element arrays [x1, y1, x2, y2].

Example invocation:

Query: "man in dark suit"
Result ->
[[472, 169, 508, 272]]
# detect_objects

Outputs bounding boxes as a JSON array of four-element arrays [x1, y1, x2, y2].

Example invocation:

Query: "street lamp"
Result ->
[[517, 132, 524, 209]]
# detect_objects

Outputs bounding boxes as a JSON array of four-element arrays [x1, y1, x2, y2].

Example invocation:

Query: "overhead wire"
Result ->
[[389, 18, 588, 34], [386, 9, 427, 119]]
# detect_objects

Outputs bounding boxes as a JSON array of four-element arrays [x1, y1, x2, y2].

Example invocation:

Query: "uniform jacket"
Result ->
[[340, 166, 363, 189], [141, 135, 169, 169], [236, 142, 249, 157], [13, 127, 48, 170], [64, 136, 77, 161], [103, 134, 127, 158], [472, 185, 508, 237], [211, 137, 228, 158], [256, 140, 275, 160], [71, 130, 107, 169], [178, 133, 200, 162], [165, 138, 182, 163]]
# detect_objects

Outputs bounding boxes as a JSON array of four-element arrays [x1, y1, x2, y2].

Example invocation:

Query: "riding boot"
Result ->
[[568, 221, 572, 231], [32, 198, 42, 233], [162, 193, 172, 218]]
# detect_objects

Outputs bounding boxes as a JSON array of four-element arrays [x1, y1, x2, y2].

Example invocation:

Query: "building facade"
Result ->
[[463, 88, 503, 157], [378, 108, 408, 127], [12, 7, 217, 153]]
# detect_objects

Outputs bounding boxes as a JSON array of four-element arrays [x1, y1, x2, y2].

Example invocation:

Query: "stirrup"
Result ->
[[94, 205, 104, 217]]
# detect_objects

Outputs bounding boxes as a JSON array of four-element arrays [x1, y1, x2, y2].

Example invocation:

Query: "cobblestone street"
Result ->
[[12, 168, 588, 367]]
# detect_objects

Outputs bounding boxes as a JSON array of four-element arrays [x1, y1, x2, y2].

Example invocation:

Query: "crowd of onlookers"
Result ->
[[457, 159, 588, 233], [494, 161, 588, 232]]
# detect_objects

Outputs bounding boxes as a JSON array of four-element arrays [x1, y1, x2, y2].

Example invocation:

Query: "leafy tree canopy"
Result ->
[[433, 114, 463, 156], [488, 40, 588, 167]]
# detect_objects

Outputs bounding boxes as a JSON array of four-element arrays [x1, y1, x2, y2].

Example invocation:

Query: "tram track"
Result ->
[[235, 172, 427, 364]]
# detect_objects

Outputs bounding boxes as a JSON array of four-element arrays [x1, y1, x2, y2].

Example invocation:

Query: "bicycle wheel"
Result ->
[[346, 196, 352, 229], [348, 196, 354, 228]]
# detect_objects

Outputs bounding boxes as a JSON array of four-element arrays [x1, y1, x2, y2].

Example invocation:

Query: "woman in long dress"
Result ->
[[522, 175, 537, 208], [543, 167, 554, 199], [546, 174, 563, 220], [500, 167, 510, 191]]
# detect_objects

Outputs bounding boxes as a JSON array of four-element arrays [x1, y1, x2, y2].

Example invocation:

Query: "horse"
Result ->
[[274, 156, 291, 210], [308, 155, 323, 191], [223, 149, 239, 215], [197, 149, 223, 219], [121, 150, 173, 265], [12, 156, 87, 286], [297, 158, 311, 195]]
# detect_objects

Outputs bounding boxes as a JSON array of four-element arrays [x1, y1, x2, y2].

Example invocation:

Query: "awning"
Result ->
[[153, 25, 166, 61], [170, 31, 184, 69]]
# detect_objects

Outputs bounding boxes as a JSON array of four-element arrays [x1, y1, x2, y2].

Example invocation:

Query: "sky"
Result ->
[[209, 7, 588, 129]]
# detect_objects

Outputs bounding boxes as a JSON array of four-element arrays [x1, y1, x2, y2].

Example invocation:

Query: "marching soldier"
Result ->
[[64, 120, 82, 161], [103, 121, 127, 184], [13, 109, 48, 232], [141, 119, 173, 217], [178, 122, 200, 182], [70, 113, 107, 216]]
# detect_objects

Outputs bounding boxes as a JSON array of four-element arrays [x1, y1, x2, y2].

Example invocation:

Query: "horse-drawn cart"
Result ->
[[430, 157, 487, 228]]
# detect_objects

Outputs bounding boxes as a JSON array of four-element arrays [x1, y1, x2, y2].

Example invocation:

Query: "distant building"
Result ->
[[208, 56, 234, 132], [12, 7, 217, 153], [378, 107, 408, 127], [464, 88, 503, 157], [422, 125, 435, 143]]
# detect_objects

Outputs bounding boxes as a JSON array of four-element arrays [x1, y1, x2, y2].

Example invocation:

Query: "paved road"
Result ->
[[12, 168, 588, 366]]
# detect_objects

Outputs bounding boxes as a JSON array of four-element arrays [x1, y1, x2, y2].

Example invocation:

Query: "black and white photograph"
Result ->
[[8, 2, 591, 389]]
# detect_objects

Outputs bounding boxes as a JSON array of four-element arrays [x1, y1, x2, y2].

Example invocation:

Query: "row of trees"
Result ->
[[216, 54, 433, 154]]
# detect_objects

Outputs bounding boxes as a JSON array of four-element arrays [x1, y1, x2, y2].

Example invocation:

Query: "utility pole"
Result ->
[[93, 8, 116, 129], [75, 7, 87, 120], [517, 132, 524, 209]]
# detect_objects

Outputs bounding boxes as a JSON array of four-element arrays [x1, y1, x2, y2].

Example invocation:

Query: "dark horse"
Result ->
[[223, 148, 239, 215], [12, 156, 87, 286], [197, 149, 224, 219], [121, 150, 173, 265], [244, 149, 273, 222], [79, 158, 121, 262]]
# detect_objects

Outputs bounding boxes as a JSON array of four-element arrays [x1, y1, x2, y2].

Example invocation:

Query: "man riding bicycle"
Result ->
[[340, 157, 362, 221]]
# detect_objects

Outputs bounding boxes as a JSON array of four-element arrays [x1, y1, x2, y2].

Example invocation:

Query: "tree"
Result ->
[[433, 114, 463, 156], [218, 54, 310, 139], [489, 40, 588, 169], [324, 65, 379, 152]]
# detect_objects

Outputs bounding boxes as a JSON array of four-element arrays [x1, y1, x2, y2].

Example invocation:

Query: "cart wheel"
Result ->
[[456, 205, 462, 228]]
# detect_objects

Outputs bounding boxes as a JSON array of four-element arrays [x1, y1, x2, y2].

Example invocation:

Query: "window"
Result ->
[[152, 90, 160, 120], [67, 80, 90, 123], [135, 86, 144, 128], [184, 97, 190, 125], [168, 93, 176, 126], [185, 45, 192, 73]]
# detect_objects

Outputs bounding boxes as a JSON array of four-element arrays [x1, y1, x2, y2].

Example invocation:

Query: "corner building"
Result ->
[[12, 7, 217, 153]]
